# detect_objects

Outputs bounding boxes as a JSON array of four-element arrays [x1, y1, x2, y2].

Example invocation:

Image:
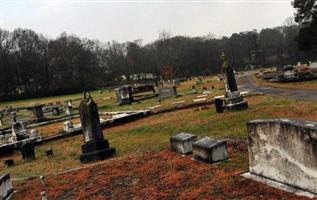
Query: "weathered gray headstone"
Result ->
[[52, 107, 60, 115], [63, 121, 74, 132], [65, 105, 73, 116], [0, 173, 13, 199], [30, 129, 40, 138], [11, 121, 29, 142], [79, 93, 115, 163], [170, 133, 197, 154], [192, 137, 228, 163], [246, 119, 317, 194], [158, 86, 177, 100], [115, 86, 133, 105]]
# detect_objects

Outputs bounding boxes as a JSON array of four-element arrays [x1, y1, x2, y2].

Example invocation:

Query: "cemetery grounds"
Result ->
[[0, 77, 316, 199]]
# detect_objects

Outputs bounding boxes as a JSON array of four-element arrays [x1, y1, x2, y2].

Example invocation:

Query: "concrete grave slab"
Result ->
[[170, 133, 197, 154], [192, 137, 228, 163]]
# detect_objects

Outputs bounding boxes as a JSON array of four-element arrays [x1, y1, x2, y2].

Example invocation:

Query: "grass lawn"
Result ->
[[253, 75, 317, 90], [1, 94, 317, 179], [2, 77, 317, 199], [0, 77, 223, 129], [7, 94, 317, 199]]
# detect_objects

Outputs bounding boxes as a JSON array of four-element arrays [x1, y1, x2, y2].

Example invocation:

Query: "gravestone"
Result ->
[[158, 86, 178, 100], [11, 121, 29, 142], [170, 133, 197, 154], [64, 100, 73, 116], [0, 112, 3, 127], [115, 86, 133, 105], [192, 137, 228, 163], [27, 104, 46, 123], [19, 142, 36, 162], [11, 112, 17, 123], [63, 121, 74, 132], [52, 107, 60, 116], [30, 129, 39, 138], [79, 93, 115, 163], [0, 173, 13, 199], [45, 149, 53, 157], [245, 119, 317, 195], [215, 53, 247, 113]]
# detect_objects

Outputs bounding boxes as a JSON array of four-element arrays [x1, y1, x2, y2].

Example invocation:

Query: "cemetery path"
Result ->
[[238, 75, 317, 102]]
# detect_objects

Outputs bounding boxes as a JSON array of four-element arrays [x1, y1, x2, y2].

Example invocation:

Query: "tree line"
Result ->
[[0, 17, 316, 101]]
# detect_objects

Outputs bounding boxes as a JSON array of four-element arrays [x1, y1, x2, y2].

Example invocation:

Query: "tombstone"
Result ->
[[27, 104, 46, 123], [52, 107, 60, 116], [11, 121, 29, 142], [79, 93, 115, 163], [0, 173, 13, 199], [19, 142, 36, 162], [158, 86, 178, 100], [115, 86, 133, 105], [214, 98, 224, 113], [0, 112, 3, 127], [4, 160, 14, 168], [215, 53, 248, 113], [45, 149, 53, 157], [11, 112, 17, 123], [192, 137, 228, 163], [63, 121, 74, 132], [170, 133, 197, 154], [30, 129, 39, 138], [245, 119, 317, 195], [65, 105, 73, 116]]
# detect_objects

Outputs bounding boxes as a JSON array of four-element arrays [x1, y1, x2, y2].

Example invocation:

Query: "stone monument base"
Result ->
[[80, 140, 115, 163], [215, 91, 248, 113], [242, 172, 317, 199]]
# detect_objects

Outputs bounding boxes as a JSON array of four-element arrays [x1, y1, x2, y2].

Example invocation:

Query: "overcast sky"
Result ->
[[1, 0, 294, 44]]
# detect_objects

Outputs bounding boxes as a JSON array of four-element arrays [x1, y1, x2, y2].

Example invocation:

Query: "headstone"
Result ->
[[158, 86, 177, 100], [192, 137, 228, 163], [214, 98, 224, 113], [246, 119, 317, 194], [52, 107, 60, 116], [170, 133, 197, 154], [0, 173, 13, 199], [19, 142, 36, 162], [115, 86, 133, 105], [11, 112, 17, 123], [65, 105, 73, 116], [27, 104, 46, 123], [30, 129, 39, 138], [45, 149, 53, 157], [216, 53, 248, 112], [11, 121, 29, 142], [79, 93, 115, 163], [63, 121, 74, 132], [4, 160, 14, 168]]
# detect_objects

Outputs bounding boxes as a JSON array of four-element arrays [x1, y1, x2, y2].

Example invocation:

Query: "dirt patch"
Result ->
[[12, 141, 313, 200]]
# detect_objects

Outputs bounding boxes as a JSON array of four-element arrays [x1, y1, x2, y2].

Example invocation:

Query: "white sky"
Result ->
[[0, 0, 294, 44]]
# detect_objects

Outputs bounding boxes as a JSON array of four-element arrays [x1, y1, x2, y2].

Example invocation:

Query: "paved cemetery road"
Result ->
[[237, 74, 317, 102]]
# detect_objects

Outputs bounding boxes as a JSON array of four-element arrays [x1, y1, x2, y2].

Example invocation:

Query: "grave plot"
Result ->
[[1, 78, 316, 199], [12, 142, 311, 200]]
